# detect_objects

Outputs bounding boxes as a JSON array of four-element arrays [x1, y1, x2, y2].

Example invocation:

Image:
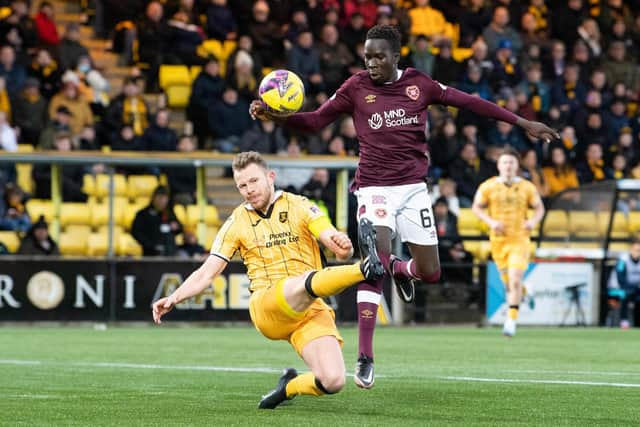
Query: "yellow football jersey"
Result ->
[[475, 176, 541, 241], [210, 191, 333, 292]]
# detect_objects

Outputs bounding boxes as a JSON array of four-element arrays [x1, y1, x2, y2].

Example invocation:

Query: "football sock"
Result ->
[[305, 264, 366, 298], [501, 273, 509, 286], [508, 305, 519, 320], [391, 257, 419, 280], [286, 373, 324, 397], [357, 280, 383, 359]]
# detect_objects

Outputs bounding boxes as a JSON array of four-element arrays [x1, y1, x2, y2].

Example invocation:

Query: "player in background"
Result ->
[[250, 25, 558, 388], [153, 151, 384, 409], [472, 147, 545, 337]]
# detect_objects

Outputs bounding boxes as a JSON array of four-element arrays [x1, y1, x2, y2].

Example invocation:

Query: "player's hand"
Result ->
[[152, 294, 178, 324], [249, 100, 290, 122], [331, 231, 354, 260], [524, 219, 538, 231], [489, 219, 505, 234], [518, 119, 560, 144]]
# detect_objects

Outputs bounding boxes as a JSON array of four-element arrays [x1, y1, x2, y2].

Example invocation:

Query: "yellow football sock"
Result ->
[[508, 306, 519, 320], [307, 264, 365, 298], [285, 373, 324, 398]]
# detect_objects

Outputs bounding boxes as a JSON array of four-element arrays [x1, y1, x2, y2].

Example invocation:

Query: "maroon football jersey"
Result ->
[[286, 68, 518, 188]]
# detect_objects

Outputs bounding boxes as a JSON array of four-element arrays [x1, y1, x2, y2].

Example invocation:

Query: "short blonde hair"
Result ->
[[232, 151, 268, 173]]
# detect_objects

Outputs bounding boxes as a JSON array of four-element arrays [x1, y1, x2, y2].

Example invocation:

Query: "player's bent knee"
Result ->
[[316, 373, 345, 394], [418, 268, 441, 283]]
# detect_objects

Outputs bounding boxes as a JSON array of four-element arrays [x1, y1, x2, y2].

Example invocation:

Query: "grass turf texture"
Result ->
[[1, 326, 639, 426]]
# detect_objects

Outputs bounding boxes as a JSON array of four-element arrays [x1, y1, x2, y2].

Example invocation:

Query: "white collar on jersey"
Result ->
[[384, 69, 403, 84], [244, 189, 284, 211], [497, 176, 522, 185]]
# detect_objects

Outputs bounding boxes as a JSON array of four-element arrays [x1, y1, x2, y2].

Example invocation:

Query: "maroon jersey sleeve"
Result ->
[[421, 76, 519, 125], [285, 75, 356, 132]]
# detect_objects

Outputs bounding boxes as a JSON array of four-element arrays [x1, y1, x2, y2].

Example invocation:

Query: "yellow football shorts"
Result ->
[[490, 238, 530, 272], [248, 278, 343, 356]]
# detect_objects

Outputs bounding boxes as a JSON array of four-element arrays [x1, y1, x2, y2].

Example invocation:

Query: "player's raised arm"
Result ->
[[152, 254, 228, 324], [317, 228, 354, 261]]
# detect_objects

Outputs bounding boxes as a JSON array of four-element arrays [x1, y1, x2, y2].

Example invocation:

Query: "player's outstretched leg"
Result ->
[[358, 218, 385, 279], [390, 255, 416, 303], [258, 368, 298, 409]]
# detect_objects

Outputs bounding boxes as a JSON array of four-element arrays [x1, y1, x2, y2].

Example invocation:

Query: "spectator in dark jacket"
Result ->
[[17, 215, 60, 255], [286, 29, 324, 95], [141, 109, 177, 151], [38, 105, 72, 150], [177, 230, 207, 258], [247, 1, 284, 67], [101, 77, 150, 141], [0, 45, 26, 96], [433, 196, 472, 278], [13, 78, 47, 146], [187, 57, 225, 148], [206, 0, 237, 41], [137, 1, 171, 92], [165, 135, 197, 205], [208, 88, 251, 153], [239, 120, 287, 154], [448, 142, 496, 207], [58, 23, 90, 71], [318, 24, 355, 95], [576, 142, 613, 184], [131, 185, 183, 256], [0, 183, 31, 232], [28, 48, 62, 99], [167, 10, 204, 65]]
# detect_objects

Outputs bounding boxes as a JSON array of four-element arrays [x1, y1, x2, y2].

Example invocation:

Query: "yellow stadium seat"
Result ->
[[90, 198, 127, 228], [457, 208, 482, 236], [97, 224, 124, 238], [93, 174, 128, 198], [598, 211, 630, 239], [117, 233, 143, 257], [159, 65, 191, 89], [64, 224, 92, 235], [0, 231, 20, 253], [16, 163, 33, 194], [609, 242, 631, 253], [190, 66, 202, 82], [87, 232, 109, 257], [464, 240, 491, 262], [17, 144, 33, 153], [569, 211, 600, 238], [127, 175, 159, 200], [186, 204, 221, 229], [59, 231, 88, 256], [122, 200, 147, 230], [174, 204, 187, 226], [83, 174, 95, 196], [26, 199, 54, 223], [165, 85, 191, 108], [60, 202, 92, 227], [628, 212, 640, 234], [541, 210, 569, 238]]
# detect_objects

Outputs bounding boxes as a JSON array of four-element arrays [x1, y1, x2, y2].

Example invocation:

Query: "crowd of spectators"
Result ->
[[2, 0, 640, 256]]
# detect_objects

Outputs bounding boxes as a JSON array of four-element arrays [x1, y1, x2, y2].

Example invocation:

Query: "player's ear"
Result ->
[[267, 169, 276, 183]]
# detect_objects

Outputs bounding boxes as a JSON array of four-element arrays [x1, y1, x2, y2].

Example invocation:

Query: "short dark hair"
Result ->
[[232, 151, 268, 173], [366, 25, 401, 54], [498, 146, 521, 163]]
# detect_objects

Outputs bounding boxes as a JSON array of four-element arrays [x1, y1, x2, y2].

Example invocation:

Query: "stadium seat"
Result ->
[[457, 208, 482, 236], [87, 232, 109, 257], [97, 224, 124, 239], [189, 66, 201, 81], [0, 231, 20, 253], [60, 202, 92, 227], [185, 204, 221, 229], [541, 210, 569, 238], [59, 231, 88, 256], [25, 199, 55, 223], [117, 233, 143, 257], [159, 65, 192, 108], [628, 212, 640, 233], [127, 175, 158, 200], [599, 211, 630, 239], [83, 174, 95, 196], [93, 174, 128, 198], [122, 200, 147, 230], [463, 240, 491, 262], [569, 211, 600, 238], [165, 85, 191, 108], [16, 163, 33, 194], [64, 224, 92, 236], [173, 204, 187, 226], [90, 198, 127, 228]]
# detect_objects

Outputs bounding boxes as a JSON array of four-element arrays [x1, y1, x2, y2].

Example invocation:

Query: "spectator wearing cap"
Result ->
[[247, 1, 284, 68], [402, 34, 434, 76], [481, 6, 522, 56], [0, 45, 26, 96], [34, 1, 60, 47], [13, 77, 47, 146], [48, 71, 94, 135], [489, 39, 521, 92], [131, 185, 183, 256], [33, 132, 88, 202], [28, 48, 62, 99], [187, 57, 225, 148], [0, 183, 31, 232], [205, 0, 237, 41], [38, 105, 72, 149], [17, 215, 59, 255], [58, 23, 91, 71]]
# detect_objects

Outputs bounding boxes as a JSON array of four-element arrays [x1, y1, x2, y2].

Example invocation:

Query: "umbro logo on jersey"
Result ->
[[365, 94, 376, 103]]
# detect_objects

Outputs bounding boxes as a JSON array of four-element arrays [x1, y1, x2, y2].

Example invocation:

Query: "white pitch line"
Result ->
[[504, 369, 640, 377], [75, 361, 282, 374], [0, 360, 41, 365], [441, 376, 640, 388]]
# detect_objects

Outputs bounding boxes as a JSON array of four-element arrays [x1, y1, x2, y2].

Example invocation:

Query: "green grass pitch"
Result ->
[[1, 326, 639, 426]]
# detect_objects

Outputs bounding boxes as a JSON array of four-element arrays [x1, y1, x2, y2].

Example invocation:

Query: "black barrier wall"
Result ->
[[0, 258, 386, 322]]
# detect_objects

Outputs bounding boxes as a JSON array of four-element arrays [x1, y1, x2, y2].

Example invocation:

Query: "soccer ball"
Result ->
[[258, 69, 305, 114]]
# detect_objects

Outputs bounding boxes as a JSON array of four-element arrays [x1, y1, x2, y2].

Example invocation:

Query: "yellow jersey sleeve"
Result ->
[[526, 181, 541, 207], [298, 196, 334, 239], [474, 180, 491, 206], [210, 213, 240, 261]]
